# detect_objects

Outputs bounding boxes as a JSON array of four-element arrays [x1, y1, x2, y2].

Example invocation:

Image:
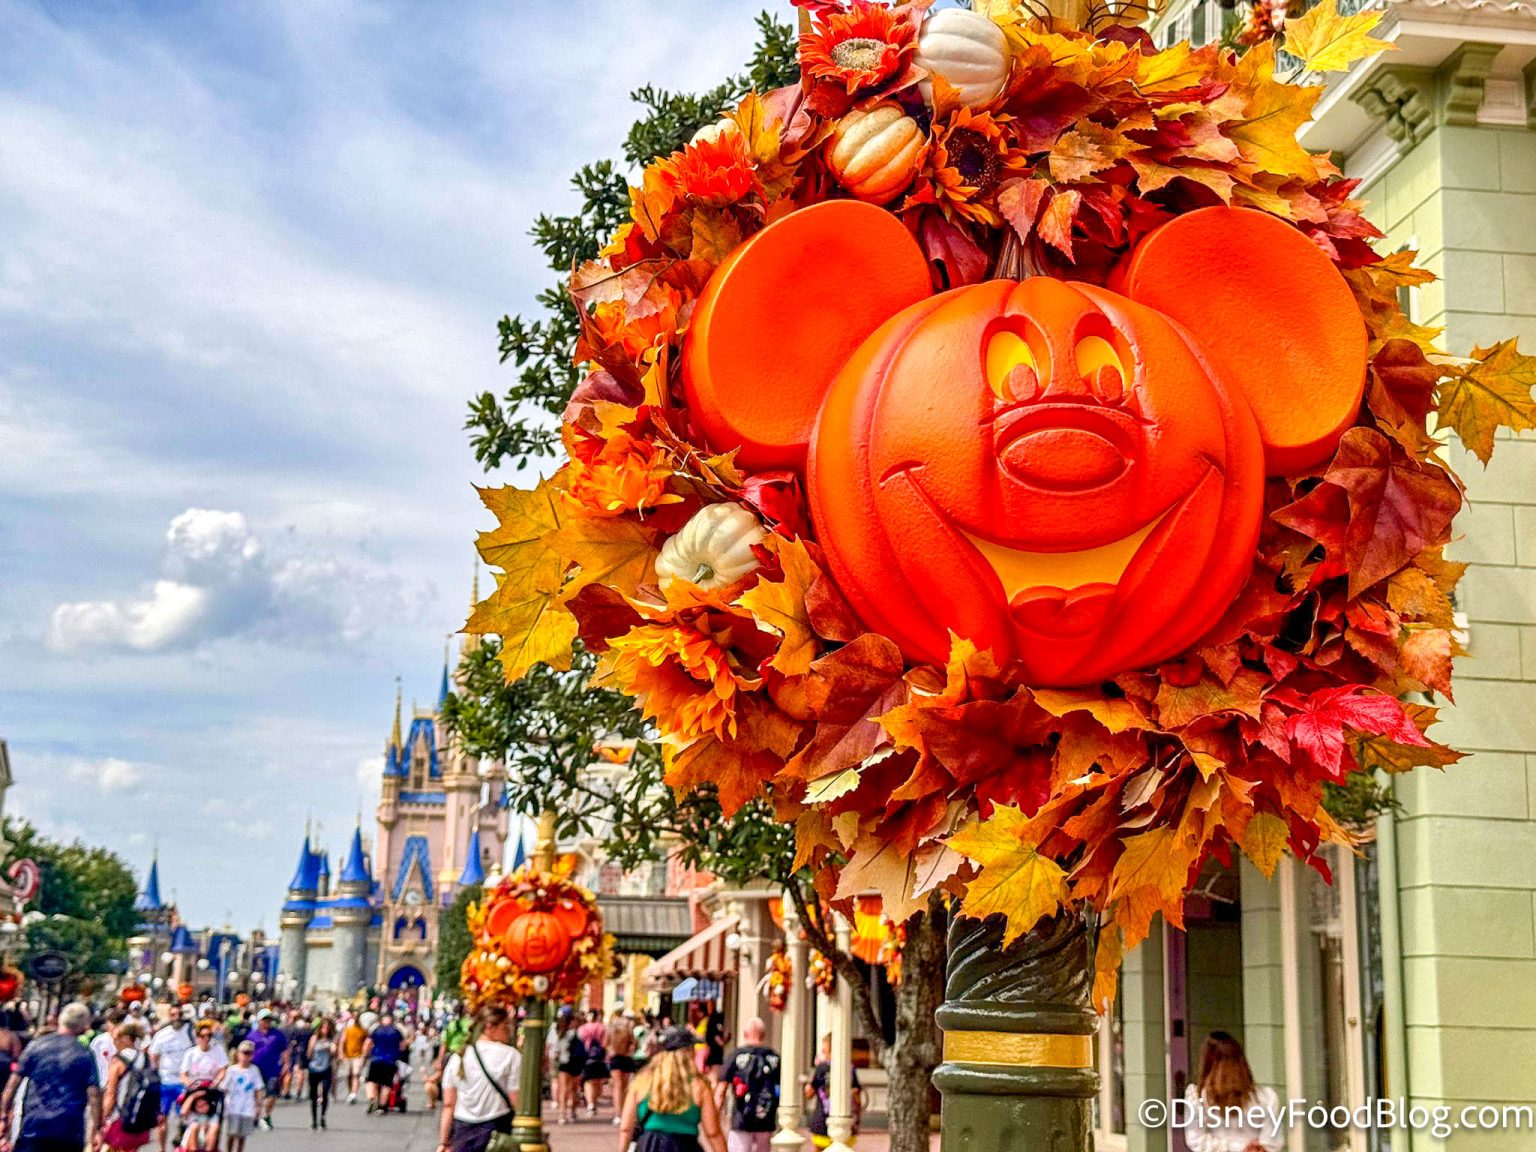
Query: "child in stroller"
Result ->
[[178, 1080, 224, 1151]]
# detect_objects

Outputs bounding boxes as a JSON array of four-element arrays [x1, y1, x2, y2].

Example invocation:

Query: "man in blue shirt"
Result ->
[[246, 1011, 288, 1131], [363, 1014, 404, 1113], [0, 1001, 101, 1152]]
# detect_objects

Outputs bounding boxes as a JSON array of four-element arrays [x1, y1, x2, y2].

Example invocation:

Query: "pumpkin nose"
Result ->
[[1000, 426, 1128, 491]]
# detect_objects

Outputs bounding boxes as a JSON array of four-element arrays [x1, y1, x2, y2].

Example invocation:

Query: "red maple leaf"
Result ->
[[1277, 685, 1428, 779]]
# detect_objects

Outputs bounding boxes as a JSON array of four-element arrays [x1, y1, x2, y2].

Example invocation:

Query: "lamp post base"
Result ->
[[516, 997, 550, 1152], [933, 913, 1098, 1152]]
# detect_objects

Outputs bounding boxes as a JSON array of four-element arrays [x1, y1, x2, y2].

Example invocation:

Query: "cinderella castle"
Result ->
[[278, 655, 516, 1007]]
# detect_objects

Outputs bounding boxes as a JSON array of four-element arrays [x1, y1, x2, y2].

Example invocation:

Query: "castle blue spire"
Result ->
[[340, 825, 371, 886], [169, 924, 198, 955], [288, 835, 320, 894], [317, 851, 331, 879], [459, 829, 486, 888], [439, 645, 452, 710], [136, 857, 165, 912], [511, 832, 527, 871]]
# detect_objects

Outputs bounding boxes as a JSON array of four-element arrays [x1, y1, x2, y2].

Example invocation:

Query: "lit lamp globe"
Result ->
[[152, 977, 164, 989], [725, 932, 743, 953], [196, 958, 210, 971], [160, 951, 175, 966]]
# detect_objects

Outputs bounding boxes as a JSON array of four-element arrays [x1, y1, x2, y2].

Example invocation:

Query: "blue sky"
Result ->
[[0, 0, 777, 931]]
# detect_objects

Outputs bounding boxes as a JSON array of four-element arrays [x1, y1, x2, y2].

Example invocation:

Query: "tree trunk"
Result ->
[[881, 893, 946, 1152]]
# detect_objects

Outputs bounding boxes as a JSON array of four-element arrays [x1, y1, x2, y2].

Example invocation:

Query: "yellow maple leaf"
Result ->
[[1225, 44, 1321, 181], [548, 516, 657, 597], [1436, 339, 1536, 464], [737, 537, 819, 677], [466, 578, 578, 681], [1283, 0, 1394, 73], [1092, 918, 1123, 1014], [473, 478, 568, 599], [1032, 688, 1148, 734], [947, 806, 1070, 945], [1240, 811, 1289, 879], [1048, 122, 1138, 184]]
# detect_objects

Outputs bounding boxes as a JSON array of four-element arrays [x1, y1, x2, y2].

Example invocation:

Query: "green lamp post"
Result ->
[[512, 810, 560, 1152]]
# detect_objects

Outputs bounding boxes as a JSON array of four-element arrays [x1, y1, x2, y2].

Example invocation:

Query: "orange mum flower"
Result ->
[[565, 429, 678, 517], [800, 1, 916, 96], [908, 106, 1018, 227], [659, 127, 756, 207], [600, 621, 744, 742], [587, 285, 686, 364]]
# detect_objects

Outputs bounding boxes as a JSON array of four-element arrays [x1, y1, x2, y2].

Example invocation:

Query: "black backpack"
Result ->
[[118, 1053, 162, 1136], [731, 1048, 780, 1132]]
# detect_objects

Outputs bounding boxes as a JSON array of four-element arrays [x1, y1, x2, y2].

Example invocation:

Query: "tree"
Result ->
[[465, 13, 798, 471], [3, 819, 139, 974], [436, 883, 483, 994]]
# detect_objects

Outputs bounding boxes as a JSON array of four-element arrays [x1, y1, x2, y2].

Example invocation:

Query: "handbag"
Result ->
[[470, 1042, 519, 1152]]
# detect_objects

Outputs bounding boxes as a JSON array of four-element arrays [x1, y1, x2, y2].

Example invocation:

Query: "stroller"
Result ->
[[178, 1080, 225, 1150]]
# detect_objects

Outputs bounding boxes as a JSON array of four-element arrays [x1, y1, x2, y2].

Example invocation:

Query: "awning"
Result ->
[[670, 977, 724, 1003], [645, 915, 739, 988], [597, 895, 694, 957]]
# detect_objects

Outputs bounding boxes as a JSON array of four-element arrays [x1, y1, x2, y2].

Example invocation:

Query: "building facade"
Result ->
[[278, 663, 510, 1006], [1095, 4, 1536, 1151]]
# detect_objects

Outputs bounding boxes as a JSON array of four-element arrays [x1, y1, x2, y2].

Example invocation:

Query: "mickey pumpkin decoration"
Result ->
[[684, 200, 1366, 685], [460, 866, 610, 1011], [472, 6, 1536, 993]]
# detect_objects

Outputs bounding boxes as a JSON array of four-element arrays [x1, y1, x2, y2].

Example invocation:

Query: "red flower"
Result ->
[[659, 126, 756, 207]]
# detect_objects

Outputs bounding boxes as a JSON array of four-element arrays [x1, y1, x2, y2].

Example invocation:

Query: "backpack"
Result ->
[[118, 1053, 162, 1136], [730, 1048, 780, 1132], [557, 1032, 586, 1068]]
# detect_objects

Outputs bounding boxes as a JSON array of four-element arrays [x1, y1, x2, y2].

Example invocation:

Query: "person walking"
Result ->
[[436, 1005, 520, 1152], [551, 1013, 585, 1125], [605, 1012, 638, 1128], [244, 1013, 285, 1132], [284, 1014, 312, 1102], [617, 1028, 727, 1152], [177, 1022, 229, 1152], [218, 1043, 263, 1152], [1181, 1032, 1285, 1152], [805, 1034, 861, 1151], [304, 1019, 337, 1131], [339, 1017, 366, 1106], [716, 1019, 779, 1152], [0, 1001, 103, 1152], [361, 1015, 403, 1114], [100, 1018, 153, 1151], [577, 1009, 610, 1119], [148, 1007, 194, 1152]]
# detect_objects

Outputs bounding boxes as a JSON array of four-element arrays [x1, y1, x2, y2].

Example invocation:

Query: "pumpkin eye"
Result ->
[[1074, 333, 1130, 404], [985, 328, 1042, 403]]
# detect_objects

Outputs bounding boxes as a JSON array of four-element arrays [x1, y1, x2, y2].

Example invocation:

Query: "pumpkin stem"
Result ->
[[692, 563, 716, 585]]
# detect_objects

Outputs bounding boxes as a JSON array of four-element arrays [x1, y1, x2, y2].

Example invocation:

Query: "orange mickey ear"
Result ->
[[1120, 206, 1367, 475], [683, 200, 932, 472]]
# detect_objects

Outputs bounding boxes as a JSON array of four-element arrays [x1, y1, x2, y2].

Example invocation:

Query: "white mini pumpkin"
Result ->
[[690, 118, 742, 147], [827, 104, 928, 205], [655, 502, 767, 590], [915, 8, 1011, 110]]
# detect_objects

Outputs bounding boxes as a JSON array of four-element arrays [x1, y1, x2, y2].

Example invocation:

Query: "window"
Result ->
[[1094, 978, 1128, 1149]]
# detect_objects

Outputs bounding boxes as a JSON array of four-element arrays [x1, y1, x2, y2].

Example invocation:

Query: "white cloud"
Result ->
[[58, 756, 146, 793], [48, 506, 409, 654]]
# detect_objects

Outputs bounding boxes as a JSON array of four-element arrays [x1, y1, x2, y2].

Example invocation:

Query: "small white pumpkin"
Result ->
[[915, 8, 1011, 110], [827, 104, 928, 205], [690, 118, 741, 147], [656, 503, 767, 590]]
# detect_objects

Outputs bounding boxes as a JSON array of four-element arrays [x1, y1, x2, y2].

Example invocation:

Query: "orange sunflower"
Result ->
[[658, 127, 757, 207], [800, 1, 917, 96], [598, 620, 746, 743], [907, 106, 1020, 227]]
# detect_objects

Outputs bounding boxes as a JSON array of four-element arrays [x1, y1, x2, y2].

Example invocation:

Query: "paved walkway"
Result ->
[[261, 1091, 904, 1151]]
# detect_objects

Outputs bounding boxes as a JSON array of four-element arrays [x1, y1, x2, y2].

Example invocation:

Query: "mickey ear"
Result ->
[[683, 200, 932, 472], [1120, 206, 1368, 475]]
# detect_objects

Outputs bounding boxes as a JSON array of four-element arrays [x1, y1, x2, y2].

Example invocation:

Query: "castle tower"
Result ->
[[279, 834, 320, 998], [459, 828, 487, 889], [329, 824, 374, 1002], [375, 684, 404, 886]]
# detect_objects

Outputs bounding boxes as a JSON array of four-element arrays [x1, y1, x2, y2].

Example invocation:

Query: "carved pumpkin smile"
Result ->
[[682, 201, 1369, 685]]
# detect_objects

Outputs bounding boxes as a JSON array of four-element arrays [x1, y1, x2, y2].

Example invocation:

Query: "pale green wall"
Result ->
[[1365, 120, 1536, 1150], [1123, 921, 1169, 1152]]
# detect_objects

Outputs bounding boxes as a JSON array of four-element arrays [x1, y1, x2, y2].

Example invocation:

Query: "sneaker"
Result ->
[[347, 1093, 357, 1105]]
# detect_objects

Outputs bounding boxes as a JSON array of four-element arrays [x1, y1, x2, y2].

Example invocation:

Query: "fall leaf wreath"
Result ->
[[461, 866, 611, 1010], [471, 0, 1536, 1004]]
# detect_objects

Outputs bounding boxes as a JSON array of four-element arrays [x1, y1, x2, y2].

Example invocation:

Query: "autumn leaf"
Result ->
[[1400, 627, 1457, 696], [1107, 824, 1199, 947], [835, 834, 963, 923], [1436, 340, 1536, 464], [738, 536, 820, 676], [466, 579, 578, 681], [1280, 685, 1428, 778], [690, 209, 745, 268], [1347, 703, 1462, 773], [1032, 688, 1148, 734], [1240, 811, 1289, 878], [947, 806, 1070, 945], [549, 516, 657, 597], [1037, 188, 1082, 260], [473, 479, 568, 600], [1386, 565, 1455, 629], [664, 735, 780, 819], [1092, 919, 1122, 1014], [1283, 0, 1394, 73], [1326, 427, 1462, 595], [1225, 45, 1320, 181], [1048, 122, 1138, 184], [780, 634, 907, 783]]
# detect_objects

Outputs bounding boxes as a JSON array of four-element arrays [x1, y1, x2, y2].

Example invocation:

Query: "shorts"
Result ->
[[263, 1075, 283, 1097], [610, 1054, 640, 1074], [159, 1082, 185, 1116], [366, 1059, 397, 1088], [728, 1134, 773, 1152], [224, 1115, 257, 1139], [345, 1056, 366, 1077]]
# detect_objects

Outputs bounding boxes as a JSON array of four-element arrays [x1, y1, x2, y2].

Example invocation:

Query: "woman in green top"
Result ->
[[617, 1027, 727, 1152]]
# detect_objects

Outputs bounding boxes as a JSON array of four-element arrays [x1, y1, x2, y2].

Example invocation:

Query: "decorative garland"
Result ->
[[766, 942, 793, 1012], [809, 948, 838, 996], [460, 865, 611, 1010], [470, 0, 1536, 1007]]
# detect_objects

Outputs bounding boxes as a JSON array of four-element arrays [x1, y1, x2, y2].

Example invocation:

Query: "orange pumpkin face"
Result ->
[[506, 910, 574, 974], [684, 202, 1367, 686]]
